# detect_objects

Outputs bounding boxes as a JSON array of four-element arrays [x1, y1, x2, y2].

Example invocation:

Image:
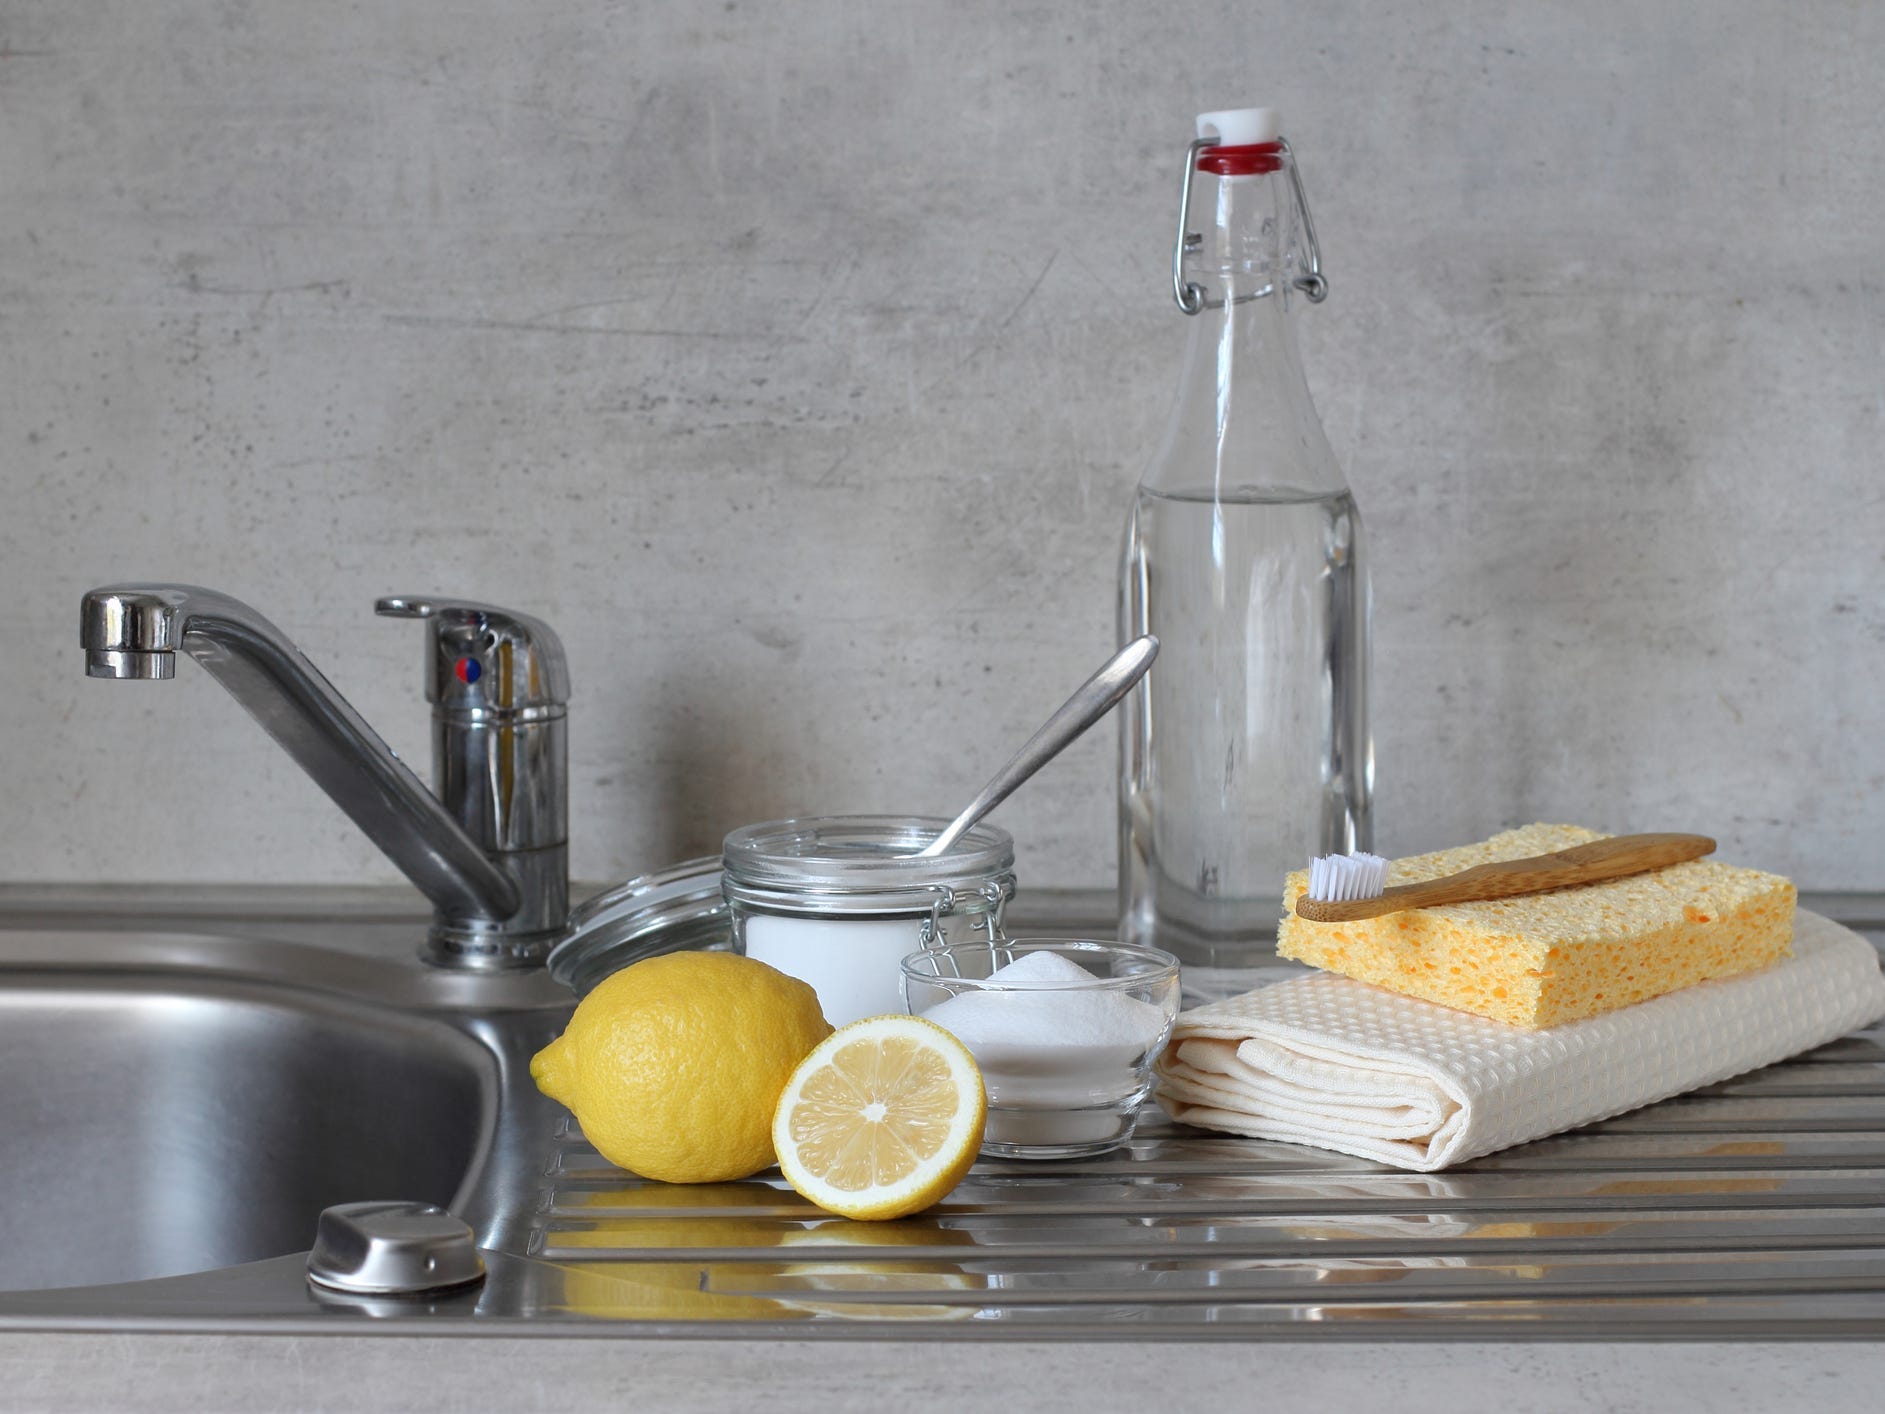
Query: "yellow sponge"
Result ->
[[1276, 824, 1796, 1028]]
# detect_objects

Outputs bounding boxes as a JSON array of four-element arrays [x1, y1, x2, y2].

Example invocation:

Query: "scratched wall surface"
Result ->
[[1, 1, 1880, 894]]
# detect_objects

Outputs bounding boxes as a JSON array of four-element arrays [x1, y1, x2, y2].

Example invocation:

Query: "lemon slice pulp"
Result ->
[[772, 1015, 986, 1221]]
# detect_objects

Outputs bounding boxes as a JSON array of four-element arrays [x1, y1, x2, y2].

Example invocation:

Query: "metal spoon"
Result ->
[[918, 635, 1160, 858]]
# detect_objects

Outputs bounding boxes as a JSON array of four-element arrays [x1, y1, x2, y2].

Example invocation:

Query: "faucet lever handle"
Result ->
[[375, 596, 570, 713]]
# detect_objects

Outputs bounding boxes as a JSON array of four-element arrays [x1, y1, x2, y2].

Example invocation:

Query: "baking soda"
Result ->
[[920, 951, 1171, 1147], [742, 914, 923, 1028]]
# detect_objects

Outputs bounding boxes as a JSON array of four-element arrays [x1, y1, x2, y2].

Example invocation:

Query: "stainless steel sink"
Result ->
[[0, 910, 576, 1305], [0, 958, 494, 1292], [3, 888, 1884, 1340]]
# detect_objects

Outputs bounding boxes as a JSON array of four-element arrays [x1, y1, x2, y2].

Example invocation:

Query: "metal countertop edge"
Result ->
[[0, 883, 1874, 928], [6, 1315, 1885, 1343]]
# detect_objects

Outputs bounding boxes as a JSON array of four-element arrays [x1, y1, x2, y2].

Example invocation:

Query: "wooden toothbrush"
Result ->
[[1292, 833, 1718, 923]]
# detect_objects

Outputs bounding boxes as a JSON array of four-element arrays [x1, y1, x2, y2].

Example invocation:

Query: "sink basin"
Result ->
[[0, 933, 501, 1293]]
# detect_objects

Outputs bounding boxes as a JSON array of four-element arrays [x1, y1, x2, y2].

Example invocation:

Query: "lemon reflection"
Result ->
[[538, 1181, 986, 1321]]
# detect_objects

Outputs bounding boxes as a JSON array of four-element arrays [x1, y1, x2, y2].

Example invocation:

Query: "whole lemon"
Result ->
[[531, 951, 831, 1184]]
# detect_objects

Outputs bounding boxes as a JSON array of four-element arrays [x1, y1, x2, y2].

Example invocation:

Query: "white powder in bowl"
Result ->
[[919, 950, 1173, 1143], [921, 950, 1169, 1051]]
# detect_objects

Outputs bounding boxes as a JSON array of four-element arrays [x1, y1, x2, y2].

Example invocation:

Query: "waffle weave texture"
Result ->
[[1157, 909, 1885, 1171]]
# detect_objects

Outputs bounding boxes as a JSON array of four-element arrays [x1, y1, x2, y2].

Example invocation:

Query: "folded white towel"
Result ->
[[1155, 909, 1885, 1172]]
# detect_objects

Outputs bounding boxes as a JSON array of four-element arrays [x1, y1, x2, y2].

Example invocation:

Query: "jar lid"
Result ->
[[721, 815, 1017, 917], [546, 856, 732, 996]]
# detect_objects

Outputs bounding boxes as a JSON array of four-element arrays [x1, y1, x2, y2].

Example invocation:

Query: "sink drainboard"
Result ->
[[2, 902, 1883, 1338], [513, 1008, 1885, 1337]]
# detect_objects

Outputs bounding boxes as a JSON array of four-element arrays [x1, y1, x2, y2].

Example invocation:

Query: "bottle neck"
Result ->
[[1145, 165, 1344, 500], [1187, 164, 1296, 307]]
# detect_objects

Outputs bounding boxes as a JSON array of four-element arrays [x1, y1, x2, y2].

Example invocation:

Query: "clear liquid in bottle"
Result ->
[[1119, 483, 1369, 993]]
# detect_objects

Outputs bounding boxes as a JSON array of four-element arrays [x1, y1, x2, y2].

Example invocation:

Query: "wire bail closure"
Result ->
[[918, 885, 957, 949], [916, 878, 1013, 949], [1172, 135, 1330, 315]]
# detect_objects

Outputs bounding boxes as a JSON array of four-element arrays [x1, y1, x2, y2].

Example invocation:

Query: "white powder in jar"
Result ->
[[743, 913, 925, 1028]]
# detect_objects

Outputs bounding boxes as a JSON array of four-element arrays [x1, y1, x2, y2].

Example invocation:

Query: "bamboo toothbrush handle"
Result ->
[[1295, 833, 1717, 923]]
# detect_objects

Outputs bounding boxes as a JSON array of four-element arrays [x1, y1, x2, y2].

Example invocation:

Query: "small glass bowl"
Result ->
[[901, 939, 1181, 1160]]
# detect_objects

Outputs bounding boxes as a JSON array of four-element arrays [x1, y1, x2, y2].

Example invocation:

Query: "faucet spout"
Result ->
[[86, 646, 176, 679], [80, 585, 522, 930]]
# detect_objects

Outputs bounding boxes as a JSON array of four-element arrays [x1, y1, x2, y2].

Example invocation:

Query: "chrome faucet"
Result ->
[[80, 585, 569, 970]]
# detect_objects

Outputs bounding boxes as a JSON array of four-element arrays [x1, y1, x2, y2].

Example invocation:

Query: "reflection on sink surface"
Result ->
[[0, 967, 496, 1292]]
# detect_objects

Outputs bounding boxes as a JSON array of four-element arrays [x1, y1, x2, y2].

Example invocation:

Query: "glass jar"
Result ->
[[721, 815, 1016, 1028]]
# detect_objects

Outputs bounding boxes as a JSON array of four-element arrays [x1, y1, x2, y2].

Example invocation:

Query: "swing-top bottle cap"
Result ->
[[1195, 107, 1282, 146]]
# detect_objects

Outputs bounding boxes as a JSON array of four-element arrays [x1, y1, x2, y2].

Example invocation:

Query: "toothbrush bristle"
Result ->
[[1306, 851, 1388, 902]]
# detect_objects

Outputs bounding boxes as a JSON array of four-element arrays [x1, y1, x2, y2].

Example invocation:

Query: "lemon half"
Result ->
[[772, 1015, 985, 1221]]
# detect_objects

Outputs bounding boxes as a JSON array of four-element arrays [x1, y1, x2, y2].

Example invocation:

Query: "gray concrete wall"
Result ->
[[2, 1, 1879, 893]]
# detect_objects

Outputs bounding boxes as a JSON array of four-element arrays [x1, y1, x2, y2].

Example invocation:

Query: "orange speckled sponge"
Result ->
[[1277, 824, 1797, 1029]]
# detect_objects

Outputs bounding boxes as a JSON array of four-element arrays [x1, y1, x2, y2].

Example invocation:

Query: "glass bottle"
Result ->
[[1118, 107, 1371, 991]]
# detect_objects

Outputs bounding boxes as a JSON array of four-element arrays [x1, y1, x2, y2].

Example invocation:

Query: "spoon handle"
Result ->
[[918, 636, 1160, 858]]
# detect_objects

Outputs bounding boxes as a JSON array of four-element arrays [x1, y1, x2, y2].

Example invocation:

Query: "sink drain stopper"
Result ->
[[306, 1200, 486, 1297]]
